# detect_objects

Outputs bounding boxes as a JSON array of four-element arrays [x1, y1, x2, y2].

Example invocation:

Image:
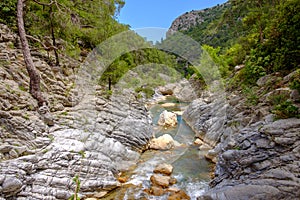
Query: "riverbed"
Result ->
[[103, 96, 212, 199]]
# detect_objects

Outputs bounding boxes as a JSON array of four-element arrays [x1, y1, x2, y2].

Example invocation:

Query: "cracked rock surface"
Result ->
[[0, 24, 153, 199]]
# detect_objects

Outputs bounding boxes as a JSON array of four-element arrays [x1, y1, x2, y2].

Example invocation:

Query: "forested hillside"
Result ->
[[168, 0, 300, 119], [0, 0, 299, 199], [171, 0, 300, 77], [0, 0, 128, 58]]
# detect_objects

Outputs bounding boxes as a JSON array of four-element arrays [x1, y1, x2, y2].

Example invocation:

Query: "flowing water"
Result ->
[[104, 96, 212, 200]]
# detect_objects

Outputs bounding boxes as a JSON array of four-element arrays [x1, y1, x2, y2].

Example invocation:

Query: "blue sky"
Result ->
[[118, 0, 228, 29], [117, 0, 228, 42]]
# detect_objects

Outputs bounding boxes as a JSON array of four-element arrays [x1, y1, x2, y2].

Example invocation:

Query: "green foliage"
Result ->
[[273, 100, 299, 119], [232, 49, 266, 86], [242, 86, 259, 106], [289, 70, 300, 93], [100, 48, 179, 89], [48, 135, 54, 142], [18, 85, 27, 92], [104, 90, 113, 99], [263, 0, 300, 72], [268, 90, 299, 119], [181, 0, 299, 89], [0, 0, 17, 29], [181, 3, 238, 48], [135, 87, 155, 99], [223, 43, 246, 68], [27, 0, 127, 47], [1, 0, 128, 58], [78, 150, 85, 158], [202, 45, 230, 78], [68, 175, 81, 200], [268, 94, 289, 106]]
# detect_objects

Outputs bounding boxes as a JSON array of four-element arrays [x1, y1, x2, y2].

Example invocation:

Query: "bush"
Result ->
[[268, 93, 289, 106], [273, 100, 299, 119], [135, 87, 155, 99], [0, 0, 17, 29], [289, 69, 300, 93], [242, 86, 259, 105]]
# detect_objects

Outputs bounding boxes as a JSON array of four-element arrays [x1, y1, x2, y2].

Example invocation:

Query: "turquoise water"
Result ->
[[104, 97, 211, 199], [126, 99, 211, 199]]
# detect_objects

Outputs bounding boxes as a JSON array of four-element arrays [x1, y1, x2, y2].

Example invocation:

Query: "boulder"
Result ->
[[199, 144, 212, 151], [234, 65, 245, 71], [157, 80, 197, 102], [154, 163, 173, 176], [290, 89, 300, 102], [199, 184, 280, 200], [167, 187, 181, 193], [265, 87, 291, 103], [149, 134, 179, 150], [158, 84, 176, 95], [169, 177, 177, 185], [173, 79, 197, 102], [168, 189, 191, 200], [158, 110, 177, 127], [150, 186, 165, 196], [256, 74, 280, 87], [150, 174, 170, 188], [194, 138, 204, 145], [2, 176, 23, 194]]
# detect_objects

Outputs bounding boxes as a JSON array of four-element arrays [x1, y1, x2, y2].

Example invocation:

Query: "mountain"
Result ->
[[168, 2, 232, 47]]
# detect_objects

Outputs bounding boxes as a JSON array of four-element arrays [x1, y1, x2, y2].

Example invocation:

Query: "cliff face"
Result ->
[[182, 76, 300, 200], [0, 24, 153, 199], [167, 3, 228, 36], [168, 10, 205, 35]]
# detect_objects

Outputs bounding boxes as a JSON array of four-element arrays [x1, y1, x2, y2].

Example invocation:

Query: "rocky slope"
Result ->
[[0, 24, 153, 199], [182, 76, 300, 199], [167, 3, 228, 36]]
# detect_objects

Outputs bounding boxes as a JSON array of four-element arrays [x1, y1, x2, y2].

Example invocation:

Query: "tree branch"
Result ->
[[31, 0, 54, 6], [26, 35, 58, 51]]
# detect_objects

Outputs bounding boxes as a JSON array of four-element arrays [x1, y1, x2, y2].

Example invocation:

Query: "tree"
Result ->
[[17, 0, 46, 106]]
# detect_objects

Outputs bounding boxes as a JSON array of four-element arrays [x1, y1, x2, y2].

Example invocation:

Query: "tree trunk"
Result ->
[[108, 76, 112, 91], [50, 7, 60, 66], [17, 0, 46, 106]]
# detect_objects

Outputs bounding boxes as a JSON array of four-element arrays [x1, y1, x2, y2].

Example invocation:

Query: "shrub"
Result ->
[[289, 69, 300, 93], [135, 87, 155, 99], [242, 85, 259, 105], [273, 100, 299, 119]]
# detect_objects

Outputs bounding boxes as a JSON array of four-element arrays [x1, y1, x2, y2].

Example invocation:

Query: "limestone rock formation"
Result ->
[[158, 110, 178, 127], [183, 84, 300, 199], [154, 163, 173, 176], [157, 79, 198, 102], [150, 174, 171, 188], [0, 24, 153, 199], [144, 163, 189, 199], [149, 134, 179, 150], [167, 3, 228, 36]]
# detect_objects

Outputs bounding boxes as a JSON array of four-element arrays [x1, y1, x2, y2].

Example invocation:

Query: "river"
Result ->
[[103, 96, 212, 199]]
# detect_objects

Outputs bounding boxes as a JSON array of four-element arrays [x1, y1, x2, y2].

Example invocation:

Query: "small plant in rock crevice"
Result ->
[[268, 93, 289, 106], [242, 85, 259, 106], [272, 100, 299, 119], [135, 86, 155, 99], [68, 175, 81, 200], [289, 70, 300, 93]]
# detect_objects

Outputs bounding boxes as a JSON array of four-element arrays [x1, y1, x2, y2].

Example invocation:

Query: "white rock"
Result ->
[[150, 174, 170, 188], [154, 163, 173, 175], [158, 110, 177, 127], [199, 144, 212, 151], [52, 138, 85, 152], [194, 138, 204, 145], [149, 134, 178, 150]]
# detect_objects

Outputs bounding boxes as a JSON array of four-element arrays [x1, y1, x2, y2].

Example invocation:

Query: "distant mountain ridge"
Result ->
[[168, 2, 229, 36], [167, 1, 248, 48]]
